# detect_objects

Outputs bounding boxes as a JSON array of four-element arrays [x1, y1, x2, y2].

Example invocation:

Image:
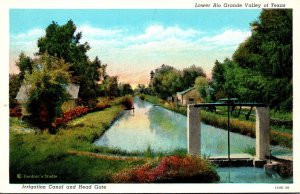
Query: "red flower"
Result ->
[[53, 106, 89, 128]]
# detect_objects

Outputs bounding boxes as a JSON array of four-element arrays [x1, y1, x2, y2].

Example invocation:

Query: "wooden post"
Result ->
[[187, 105, 201, 155]]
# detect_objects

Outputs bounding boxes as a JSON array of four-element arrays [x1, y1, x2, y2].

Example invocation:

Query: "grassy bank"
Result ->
[[142, 95, 292, 148], [10, 105, 146, 183], [10, 99, 219, 183]]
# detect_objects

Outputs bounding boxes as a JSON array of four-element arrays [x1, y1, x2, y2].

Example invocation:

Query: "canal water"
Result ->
[[94, 97, 292, 183], [217, 167, 292, 183]]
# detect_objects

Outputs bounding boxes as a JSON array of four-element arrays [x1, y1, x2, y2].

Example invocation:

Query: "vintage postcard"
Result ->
[[0, 0, 299, 193]]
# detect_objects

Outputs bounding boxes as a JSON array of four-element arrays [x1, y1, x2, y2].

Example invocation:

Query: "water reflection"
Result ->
[[148, 106, 186, 141], [94, 97, 291, 157]]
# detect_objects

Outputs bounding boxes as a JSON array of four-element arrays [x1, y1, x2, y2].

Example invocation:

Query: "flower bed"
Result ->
[[113, 155, 219, 183], [53, 106, 89, 128], [10, 107, 22, 117]]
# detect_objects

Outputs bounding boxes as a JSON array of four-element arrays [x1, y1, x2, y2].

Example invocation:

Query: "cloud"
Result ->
[[77, 24, 123, 39], [83, 25, 248, 84], [126, 24, 199, 42], [11, 28, 44, 41], [85, 24, 207, 61], [10, 29, 44, 73], [10, 28, 44, 56], [199, 29, 251, 46]]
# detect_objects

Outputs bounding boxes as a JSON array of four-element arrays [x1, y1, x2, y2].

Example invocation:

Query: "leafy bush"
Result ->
[[10, 107, 22, 117], [89, 102, 111, 112], [113, 155, 219, 183], [121, 95, 133, 109], [9, 74, 21, 109], [139, 94, 145, 100], [24, 54, 71, 131], [271, 131, 292, 148], [277, 162, 293, 178]]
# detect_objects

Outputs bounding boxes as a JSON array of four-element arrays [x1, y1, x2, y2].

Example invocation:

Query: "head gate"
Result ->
[[187, 99, 269, 163]]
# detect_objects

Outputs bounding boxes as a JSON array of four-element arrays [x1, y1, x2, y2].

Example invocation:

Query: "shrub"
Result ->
[[53, 106, 89, 128], [113, 155, 219, 183], [24, 54, 71, 131], [9, 74, 21, 109], [271, 131, 292, 148], [10, 107, 22, 117], [121, 95, 133, 110], [277, 162, 293, 178], [89, 102, 111, 112], [144, 145, 153, 158], [139, 94, 145, 100]]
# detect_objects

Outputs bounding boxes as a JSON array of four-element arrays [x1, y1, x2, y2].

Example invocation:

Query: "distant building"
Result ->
[[176, 87, 202, 106], [16, 84, 80, 116]]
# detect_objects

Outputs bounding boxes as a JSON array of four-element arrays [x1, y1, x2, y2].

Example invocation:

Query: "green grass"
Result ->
[[216, 106, 292, 130], [143, 95, 187, 115], [270, 109, 292, 121], [242, 146, 256, 156], [143, 94, 292, 148], [10, 105, 145, 183], [215, 106, 292, 122]]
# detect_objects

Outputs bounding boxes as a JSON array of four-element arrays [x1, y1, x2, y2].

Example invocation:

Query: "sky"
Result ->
[[10, 9, 261, 87]]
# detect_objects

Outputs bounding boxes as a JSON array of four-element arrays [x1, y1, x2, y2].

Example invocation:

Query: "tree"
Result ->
[[182, 65, 206, 89], [37, 20, 100, 103], [78, 57, 102, 103], [233, 10, 292, 79], [229, 65, 265, 103], [119, 83, 133, 96], [37, 20, 90, 66], [136, 84, 147, 94], [16, 52, 34, 81], [211, 60, 225, 90], [24, 54, 71, 131], [194, 76, 208, 102], [151, 65, 183, 99], [223, 59, 239, 98], [103, 76, 119, 97], [150, 64, 207, 99], [211, 58, 266, 103], [9, 74, 21, 108], [99, 64, 108, 81], [149, 70, 155, 87], [232, 9, 292, 110], [211, 60, 227, 100]]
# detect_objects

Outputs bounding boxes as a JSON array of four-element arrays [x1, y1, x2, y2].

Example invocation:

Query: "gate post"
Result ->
[[255, 107, 270, 160], [187, 105, 201, 155]]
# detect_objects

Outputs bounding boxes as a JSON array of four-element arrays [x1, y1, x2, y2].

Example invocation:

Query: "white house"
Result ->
[[176, 87, 202, 106], [15, 84, 80, 116]]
